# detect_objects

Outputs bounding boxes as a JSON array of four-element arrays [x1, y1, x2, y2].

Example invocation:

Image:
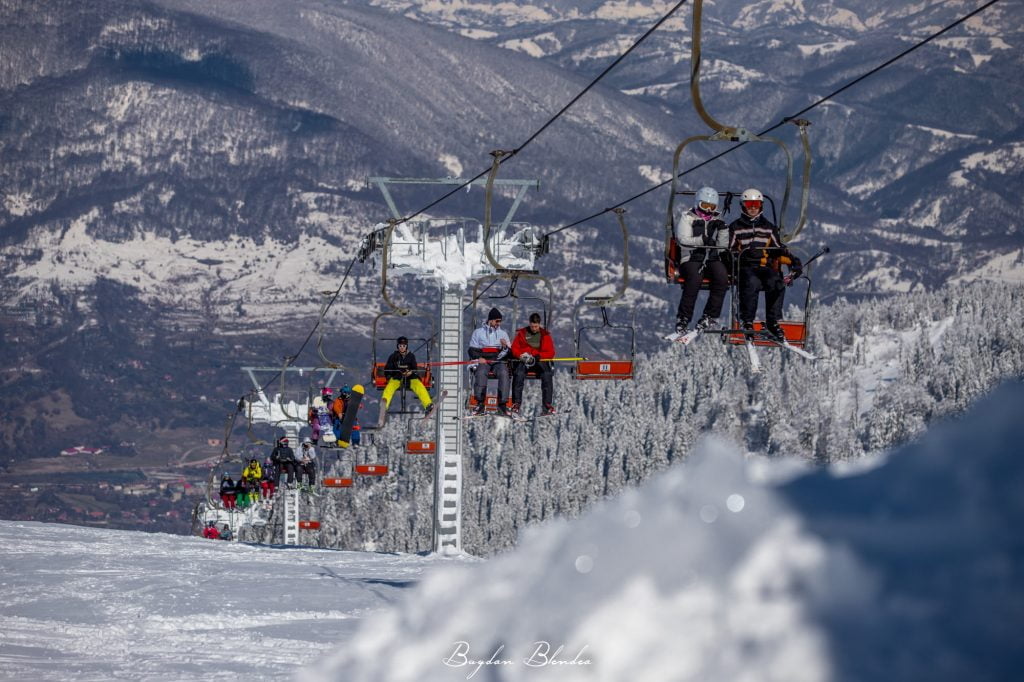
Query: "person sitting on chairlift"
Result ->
[[468, 307, 512, 416], [510, 312, 556, 417], [728, 188, 802, 343], [270, 436, 298, 488], [381, 337, 433, 415], [674, 186, 730, 333], [219, 473, 237, 510], [308, 388, 333, 445]]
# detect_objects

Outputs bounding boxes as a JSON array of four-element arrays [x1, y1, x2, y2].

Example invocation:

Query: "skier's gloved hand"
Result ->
[[702, 231, 716, 246], [520, 352, 535, 367], [790, 255, 803, 278]]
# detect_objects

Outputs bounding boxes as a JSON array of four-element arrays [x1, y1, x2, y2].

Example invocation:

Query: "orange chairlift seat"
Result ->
[[723, 245, 816, 348], [370, 310, 437, 417], [573, 209, 635, 380]]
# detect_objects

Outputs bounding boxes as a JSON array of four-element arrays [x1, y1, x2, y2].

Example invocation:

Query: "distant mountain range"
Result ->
[[0, 0, 1020, 469]]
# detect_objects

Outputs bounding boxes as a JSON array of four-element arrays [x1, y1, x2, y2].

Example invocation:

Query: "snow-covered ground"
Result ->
[[0, 526, 462, 680], [3, 381, 1022, 681]]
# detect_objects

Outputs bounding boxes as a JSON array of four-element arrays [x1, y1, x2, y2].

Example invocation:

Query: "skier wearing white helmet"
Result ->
[[672, 186, 730, 333], [727, 188, 802, 342]]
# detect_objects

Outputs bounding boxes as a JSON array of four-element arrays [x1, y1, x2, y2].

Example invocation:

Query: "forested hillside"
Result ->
[[289, 281, 1024, 556]]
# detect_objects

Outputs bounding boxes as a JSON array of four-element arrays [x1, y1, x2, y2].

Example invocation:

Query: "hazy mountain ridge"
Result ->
[[0, 0, 1021, 479]]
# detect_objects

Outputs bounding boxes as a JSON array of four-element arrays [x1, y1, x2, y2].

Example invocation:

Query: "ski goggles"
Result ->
[[741, 200, 763, 211], [698, 201, 718, 212]]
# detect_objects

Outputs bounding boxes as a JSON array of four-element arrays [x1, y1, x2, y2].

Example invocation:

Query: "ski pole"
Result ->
[[784, 245, 830, 286]]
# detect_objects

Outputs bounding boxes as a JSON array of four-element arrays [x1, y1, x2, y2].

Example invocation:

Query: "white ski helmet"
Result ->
[[694, 186, 719, 212], [741, 188, 763, 217]]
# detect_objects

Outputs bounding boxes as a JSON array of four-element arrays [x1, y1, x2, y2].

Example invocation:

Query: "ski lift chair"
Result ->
[[573, 209, 635, 380], [573, 302, 636, 380], [723, 246, 813, 348], [467, 271, 554, 411], [370, 311, 436, 416]]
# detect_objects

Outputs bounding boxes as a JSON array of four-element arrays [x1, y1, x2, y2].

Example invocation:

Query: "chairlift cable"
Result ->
[[544, 0, 1005, 238], [384, 0, 691, 230]]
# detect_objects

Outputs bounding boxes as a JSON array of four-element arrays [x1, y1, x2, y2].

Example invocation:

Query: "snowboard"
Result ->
[[336, 384, 364, 448]]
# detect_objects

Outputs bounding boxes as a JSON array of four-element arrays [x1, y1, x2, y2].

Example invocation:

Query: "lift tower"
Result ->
[[363, 176, 545, 554]]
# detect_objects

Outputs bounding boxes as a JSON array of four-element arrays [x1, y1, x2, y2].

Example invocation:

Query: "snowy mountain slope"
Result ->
[[304, 379, 1024, 682], [4, 380, 1020, 681], [0, 519, 464, 681], [263, 282, 1024, 557], [374, 0, 1024, 292], [1, 0, 1023, 510]]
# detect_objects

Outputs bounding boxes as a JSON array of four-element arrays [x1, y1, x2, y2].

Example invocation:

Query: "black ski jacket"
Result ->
[[384, 350, 422, 384], [270, 444, 296, 466], [728, 214, 786, 267]]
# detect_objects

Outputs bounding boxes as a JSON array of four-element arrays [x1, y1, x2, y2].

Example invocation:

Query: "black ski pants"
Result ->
[[512, 361, 553, 408], [274, 461, 297, 485], [676, 260, 729, 323], [473, 360, 509, 403], [737, 264, 785, 326]]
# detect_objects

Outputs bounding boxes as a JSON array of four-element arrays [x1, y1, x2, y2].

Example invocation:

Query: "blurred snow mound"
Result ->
[[304, 381, 1024, 682]]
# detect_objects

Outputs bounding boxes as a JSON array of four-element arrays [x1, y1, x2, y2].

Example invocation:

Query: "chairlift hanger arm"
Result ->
[[582, 208, 630, 307], [380, 218, 412, 317], [680, 0, 811, 238]]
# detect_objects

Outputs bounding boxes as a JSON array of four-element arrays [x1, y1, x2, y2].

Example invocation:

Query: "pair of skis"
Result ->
[[460, 407, 558, 424], [741, 331, 817, 373], [664, 326, 817, 372]]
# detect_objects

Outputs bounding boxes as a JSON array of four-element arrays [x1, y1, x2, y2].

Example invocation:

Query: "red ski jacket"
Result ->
[[511, 327, 555, 361]]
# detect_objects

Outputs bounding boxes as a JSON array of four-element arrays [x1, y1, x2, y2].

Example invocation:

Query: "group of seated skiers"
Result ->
[[308, 386, 361, 447], [201, 521, 232, 540], [218, 436, 318, 510]]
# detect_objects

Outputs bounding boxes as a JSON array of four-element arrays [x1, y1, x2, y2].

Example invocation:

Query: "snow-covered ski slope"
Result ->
[[0, 526, 468, 680], [5, 381, 1024, 681]]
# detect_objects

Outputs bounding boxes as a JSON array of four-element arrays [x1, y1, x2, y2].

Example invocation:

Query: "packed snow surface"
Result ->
[[3, 382, 1022, 681]]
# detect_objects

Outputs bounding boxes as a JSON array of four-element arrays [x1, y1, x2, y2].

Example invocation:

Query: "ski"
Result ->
[[497, 412, 533, 424], [774, 340, 817, 360], [664, 329, 702, 345], [459, 411, 531, 424], [751, 331, 818, 360], [421, 390, 448, 420], [744, 339, 763, 373]]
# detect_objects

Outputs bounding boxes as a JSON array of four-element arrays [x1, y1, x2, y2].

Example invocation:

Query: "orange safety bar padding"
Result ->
[[355, 464, 389, 476], [467, 394, 512, 411], [575, 360, 634, 380], [372, 363, 434, 390], [298, 520, 320, 530], [322, 477, 353, 487], [724, 321, 806, 347], [405, 441, 436, 454]]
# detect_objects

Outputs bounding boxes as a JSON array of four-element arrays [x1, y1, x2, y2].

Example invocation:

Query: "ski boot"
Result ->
[[696, 316, 718, 332], [675, 317, 690, 334], [764, 322, 786, 344]]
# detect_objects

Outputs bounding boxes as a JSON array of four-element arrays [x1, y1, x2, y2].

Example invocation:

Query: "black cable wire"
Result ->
[[510, 0, 690, 159], [394, 0, 690, 228], [545, 0, 1005, 237], [222, 0, 1002, 452], [257, 253, 360, 395], [208, 0, 691, 487]]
